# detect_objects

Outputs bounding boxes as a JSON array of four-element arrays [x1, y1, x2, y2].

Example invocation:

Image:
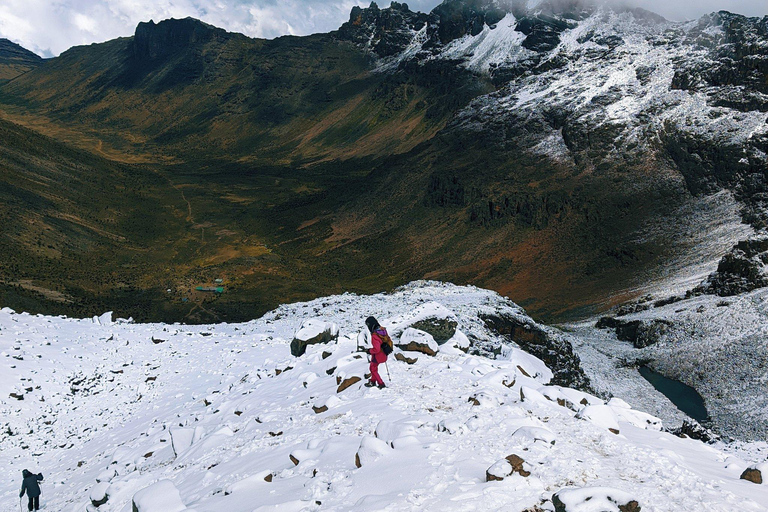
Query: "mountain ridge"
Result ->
[[0, 38, 43, 82]]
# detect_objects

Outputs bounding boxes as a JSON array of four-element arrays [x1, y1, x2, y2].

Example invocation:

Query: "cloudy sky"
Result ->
[[0, 0, 765, 58]]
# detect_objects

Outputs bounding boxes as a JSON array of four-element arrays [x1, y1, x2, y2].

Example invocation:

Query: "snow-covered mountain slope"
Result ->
[[567, 285, 768, 442], [358, 1, 768, 202], [2, 282, 767, 511]]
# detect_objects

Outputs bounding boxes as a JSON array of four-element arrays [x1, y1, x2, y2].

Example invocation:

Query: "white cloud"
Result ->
[[0, 0, 765, 58]]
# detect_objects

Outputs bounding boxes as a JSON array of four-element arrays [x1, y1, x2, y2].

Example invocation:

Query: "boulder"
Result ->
[[132, 480, 187, 512], [387, 302, 458, 343], [355, 436, 391, 467], [552, 487, 640, 512], [486, 454, 531, 481], [740, 462, 767, 484], [397, 328, 438, 356], [290, 319, 339, 357]]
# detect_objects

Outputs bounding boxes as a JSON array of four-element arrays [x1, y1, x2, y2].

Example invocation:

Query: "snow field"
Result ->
[[1, 282, 766, 511]]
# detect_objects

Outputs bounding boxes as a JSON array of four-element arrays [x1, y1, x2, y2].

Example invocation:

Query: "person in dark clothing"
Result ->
[[19, 469, 43, 511]]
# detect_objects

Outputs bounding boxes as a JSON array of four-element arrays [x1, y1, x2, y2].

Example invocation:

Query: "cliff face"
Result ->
[[131, 18, 232, 60]]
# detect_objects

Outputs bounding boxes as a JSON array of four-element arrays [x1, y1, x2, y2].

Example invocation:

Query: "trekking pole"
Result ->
[[385, 361, 391, 381]]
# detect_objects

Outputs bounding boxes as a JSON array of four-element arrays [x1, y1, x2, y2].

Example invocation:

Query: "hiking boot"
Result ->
[[364, 381, 377, 388], [377, 383, 386, 389]]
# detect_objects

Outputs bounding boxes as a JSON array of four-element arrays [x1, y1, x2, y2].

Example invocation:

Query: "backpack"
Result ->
[[379, 330, 394, 356]]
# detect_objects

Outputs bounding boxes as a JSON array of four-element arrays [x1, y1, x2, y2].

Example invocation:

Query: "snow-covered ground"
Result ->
[[1, 282, 766, 511], [567, 287, 768, 443]]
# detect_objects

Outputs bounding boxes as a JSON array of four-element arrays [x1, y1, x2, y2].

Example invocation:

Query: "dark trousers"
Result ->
[[27, 495, 39, 511]]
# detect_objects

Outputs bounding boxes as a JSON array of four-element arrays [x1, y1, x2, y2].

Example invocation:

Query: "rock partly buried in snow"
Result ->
[[336, 376, 361, 393], [132, 480, 187, 512], [552, 487, 640, 512], [511, 426, 556, 446], [387, 301, 458, 343], [169, 427, 204, 457], [90, 482, 110, 507], [740, 463, 767, 484], [355, 436, 391, 467], [290, 319, 339, 357], [395, 352, 418, 364], [486, 454, 531, 481], [397, 328, 438, 356], [577, 404, 621, 435]]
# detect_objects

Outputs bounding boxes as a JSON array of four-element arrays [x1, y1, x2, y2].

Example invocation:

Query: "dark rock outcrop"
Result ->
[[481, 311, 590, 391], [596, 317, 673, 348], [692, 235, 768, 297], [670, 420, 719, 443]]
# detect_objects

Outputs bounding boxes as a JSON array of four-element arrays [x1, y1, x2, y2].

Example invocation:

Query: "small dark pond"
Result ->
[[638, 366, 710, 423]]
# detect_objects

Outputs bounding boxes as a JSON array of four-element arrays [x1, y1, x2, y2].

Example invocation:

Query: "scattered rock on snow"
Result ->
[[552, 487, 640, 512], [486, 454, 531, 481], [290, 319, 339, 357]]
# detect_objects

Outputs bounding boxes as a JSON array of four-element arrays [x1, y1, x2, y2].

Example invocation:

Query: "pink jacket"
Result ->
[[370, 328, 389, 364]]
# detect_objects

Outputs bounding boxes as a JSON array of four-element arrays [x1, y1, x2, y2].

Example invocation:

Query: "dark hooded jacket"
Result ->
[[19, 470, 43, 498]]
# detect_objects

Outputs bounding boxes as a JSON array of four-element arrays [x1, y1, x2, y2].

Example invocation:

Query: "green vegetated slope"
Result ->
[[0, 18, 498, 323]]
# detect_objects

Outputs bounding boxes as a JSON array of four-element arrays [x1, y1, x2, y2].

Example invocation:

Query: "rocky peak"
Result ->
[[338, 2, 437, 57], [132, 17, 230, 60]]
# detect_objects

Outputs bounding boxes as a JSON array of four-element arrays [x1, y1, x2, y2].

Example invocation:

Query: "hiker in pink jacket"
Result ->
[[365, 316, 389, 388]]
